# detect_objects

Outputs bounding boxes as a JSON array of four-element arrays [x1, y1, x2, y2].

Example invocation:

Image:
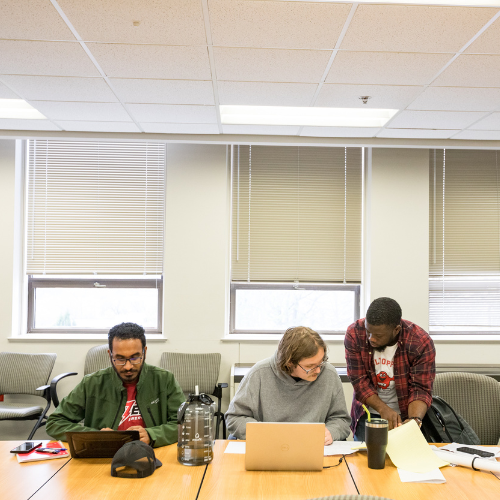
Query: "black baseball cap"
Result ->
[[111, 441, 162, 478]]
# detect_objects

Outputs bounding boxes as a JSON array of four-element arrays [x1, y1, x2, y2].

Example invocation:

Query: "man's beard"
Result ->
[[373, 345, 387, 352]]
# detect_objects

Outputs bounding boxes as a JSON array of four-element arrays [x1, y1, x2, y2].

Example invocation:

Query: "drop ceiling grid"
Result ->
[[1, 1, 500, 138]]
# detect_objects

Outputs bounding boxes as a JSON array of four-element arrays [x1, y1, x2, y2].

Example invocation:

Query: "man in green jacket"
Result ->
[[46, 322, 185, 448]]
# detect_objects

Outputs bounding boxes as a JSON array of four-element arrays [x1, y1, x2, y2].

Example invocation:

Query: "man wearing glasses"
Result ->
[[225, 326, 350, 444], [46, 322, 185, 447]]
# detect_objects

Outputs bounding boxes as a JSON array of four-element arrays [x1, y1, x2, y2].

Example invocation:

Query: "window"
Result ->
[[25, 140, 165, 334], [230, 145, 362, 335], [429, 149, 500, 334]]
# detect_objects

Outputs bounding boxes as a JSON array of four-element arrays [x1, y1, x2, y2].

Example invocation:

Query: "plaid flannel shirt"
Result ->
[[345, 318, 436, 435]]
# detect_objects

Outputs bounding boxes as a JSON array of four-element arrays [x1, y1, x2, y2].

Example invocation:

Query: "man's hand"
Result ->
[[100, 427, 113, 431], [324, 428, 333, 446], [128, 425, 151, 445], [379, 408, 402, 430]]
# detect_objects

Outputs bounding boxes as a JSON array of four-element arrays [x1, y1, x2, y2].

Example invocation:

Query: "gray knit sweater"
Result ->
[[225, 352, 351, 440]]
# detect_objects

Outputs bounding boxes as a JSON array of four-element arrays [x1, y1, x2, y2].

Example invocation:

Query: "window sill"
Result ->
[[430, 334, 500, 342], [221, 334, 346, 343], [8, 334, 167, 342]]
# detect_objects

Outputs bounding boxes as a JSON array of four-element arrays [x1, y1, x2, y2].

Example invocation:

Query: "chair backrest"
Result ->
[[433, 372, 500, 445], [0, 351, 56, 396], [159, 352, 221, 396], [84, 345, 112, 376]]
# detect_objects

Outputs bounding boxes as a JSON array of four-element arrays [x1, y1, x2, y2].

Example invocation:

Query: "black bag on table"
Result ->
[[421, 395, 480, 445]]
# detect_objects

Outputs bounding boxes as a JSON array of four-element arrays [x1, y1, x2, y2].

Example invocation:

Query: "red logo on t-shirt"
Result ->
[[118, 381, 145, 430], [376, 371, 395, 390]]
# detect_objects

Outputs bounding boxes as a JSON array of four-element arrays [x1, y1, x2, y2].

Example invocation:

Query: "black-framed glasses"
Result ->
[[111, 352, 144, 366], [297, 356, 329, 374]]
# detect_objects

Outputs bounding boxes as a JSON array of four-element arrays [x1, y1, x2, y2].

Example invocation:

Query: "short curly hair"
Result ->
[[276, 326, 327, 374], [366, 297, 402, 328], [108, 322, 146, 352]]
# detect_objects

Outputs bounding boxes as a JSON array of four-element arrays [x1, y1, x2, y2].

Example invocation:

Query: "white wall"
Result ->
[[0, 140, 498, 440]]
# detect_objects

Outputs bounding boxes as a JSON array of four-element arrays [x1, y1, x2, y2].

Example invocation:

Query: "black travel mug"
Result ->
[[365, 418, 389, 469]]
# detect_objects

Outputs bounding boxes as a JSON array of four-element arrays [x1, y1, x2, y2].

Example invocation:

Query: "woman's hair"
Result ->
[[276, 326, 327, 374]]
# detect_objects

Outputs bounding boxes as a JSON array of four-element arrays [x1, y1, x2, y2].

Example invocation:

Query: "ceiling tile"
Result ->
[[0, 119, 59, 131], [209, 0, 350, 49], [469, 112, 500, 130], [340, 5, 497, 53], [326, 52, 451, 86], [0, 0, 75, 41], [58, 0, 206, 45], [315, 84, 423, 109], [56, 121, 140, 132], [0, 40, 100, 77], [452, 130, 500, 140], [88, 43, 212, 80], [218, 82, 317, 106], [408, 87, 500, 111], [432, 55, 500, 87], [0, 81, 20, 99], [110, 78, 214, 105], [301, 127, 380, 138], [387, 110, 486, 129], [378, 128, 458, 139], [214, 47, 331, 83], [128, 104, 217, 123], [222, 125, 300, 135], [465, 17, 500, 54], [29, 101, 132, 121], [141, 123, 220, 134], [1, 75, 117, 102]]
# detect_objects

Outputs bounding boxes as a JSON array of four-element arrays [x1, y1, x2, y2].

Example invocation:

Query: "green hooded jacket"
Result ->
[[46, 363, 185, 447]]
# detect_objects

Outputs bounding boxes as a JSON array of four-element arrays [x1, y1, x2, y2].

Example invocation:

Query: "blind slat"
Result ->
[[27, 140, 165, 275], [231, 145, 362, 283]]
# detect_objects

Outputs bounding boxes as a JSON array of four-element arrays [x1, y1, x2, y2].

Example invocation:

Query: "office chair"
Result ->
[[84, 344, 112, 375], [433, 372, 500, 445], [0, 352, 76, 439], [160, 352, 228, 439]]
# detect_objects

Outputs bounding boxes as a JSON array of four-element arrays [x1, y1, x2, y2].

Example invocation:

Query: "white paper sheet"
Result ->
[[224, 442, 246, 454], [432, 447, 500, 473], [398, 467, 446, 484], [324, 441, 359, 456], [438, 443, 500, 460]]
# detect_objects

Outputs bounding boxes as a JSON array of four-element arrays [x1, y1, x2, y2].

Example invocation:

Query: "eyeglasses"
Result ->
[[111, 353, 144, 366], [297, 356, 329, 374]]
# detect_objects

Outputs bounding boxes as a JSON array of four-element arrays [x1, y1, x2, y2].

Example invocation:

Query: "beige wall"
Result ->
[[0, 140, 498, 440]]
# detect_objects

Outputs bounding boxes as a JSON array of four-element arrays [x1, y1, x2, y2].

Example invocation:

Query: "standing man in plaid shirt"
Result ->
[[345, 297, 436, 441]]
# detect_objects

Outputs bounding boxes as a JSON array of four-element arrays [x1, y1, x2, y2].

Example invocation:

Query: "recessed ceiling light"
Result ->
[[220, 105, 398, 128], [0, 99, 47, 119]]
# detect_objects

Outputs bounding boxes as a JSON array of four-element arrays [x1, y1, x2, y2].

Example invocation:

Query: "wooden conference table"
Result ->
[[4, 440, 500, 500]]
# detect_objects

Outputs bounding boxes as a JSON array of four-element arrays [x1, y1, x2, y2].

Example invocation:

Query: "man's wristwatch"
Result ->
[[409, 416, 423, 427]]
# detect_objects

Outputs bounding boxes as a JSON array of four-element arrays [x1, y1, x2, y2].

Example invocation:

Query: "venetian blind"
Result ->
[[26, 140, 165, 275], [429, 149, 500, 328], [231, 145, 362, 283]]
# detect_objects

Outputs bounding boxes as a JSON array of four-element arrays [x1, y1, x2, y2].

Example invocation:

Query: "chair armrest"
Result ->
[[218, 383, 228, 388], [48, 372, 78, 408], [213, 382, 228, 400]]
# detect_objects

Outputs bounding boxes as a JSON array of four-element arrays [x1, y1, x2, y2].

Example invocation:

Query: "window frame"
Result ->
[[230, 282, 360, 336], [27, 275, 163, 335]]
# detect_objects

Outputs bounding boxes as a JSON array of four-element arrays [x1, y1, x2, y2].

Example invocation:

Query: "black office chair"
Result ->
[[0, 352, 77, 439], [160, 352, 228, 439]]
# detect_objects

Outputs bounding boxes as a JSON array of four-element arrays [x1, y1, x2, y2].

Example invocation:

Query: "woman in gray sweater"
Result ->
[[225, 326, 351, 443]]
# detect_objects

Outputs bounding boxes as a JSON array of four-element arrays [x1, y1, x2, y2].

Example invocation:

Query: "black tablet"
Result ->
[[65, 430, 140, 458]]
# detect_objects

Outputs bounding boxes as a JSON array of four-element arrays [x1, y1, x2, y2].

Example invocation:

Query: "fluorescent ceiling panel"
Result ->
[[220, 106, 398, 127], [0, 99, 46, 119]]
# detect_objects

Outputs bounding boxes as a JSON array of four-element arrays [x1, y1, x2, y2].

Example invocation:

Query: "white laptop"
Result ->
[[245, 422, 325, 471]]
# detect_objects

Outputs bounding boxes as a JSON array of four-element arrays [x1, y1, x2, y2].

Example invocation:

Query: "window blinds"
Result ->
[[26, 140, 165, 275], [231, 145, 362, 283], [429, 149, 500, 329]]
